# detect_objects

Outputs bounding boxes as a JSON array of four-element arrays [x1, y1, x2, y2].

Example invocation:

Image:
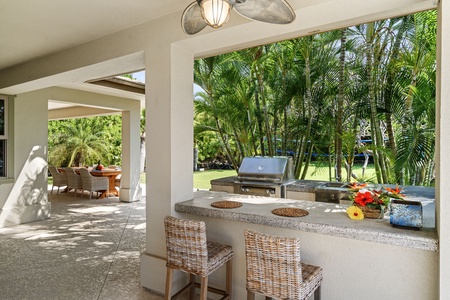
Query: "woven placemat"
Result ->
[[211, 200, 243, 209], [272, 207, 309, 217]]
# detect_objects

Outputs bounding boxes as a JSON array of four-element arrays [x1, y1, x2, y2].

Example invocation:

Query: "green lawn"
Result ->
[[193, 163, 376, 190], [194, 170, 237, 189]]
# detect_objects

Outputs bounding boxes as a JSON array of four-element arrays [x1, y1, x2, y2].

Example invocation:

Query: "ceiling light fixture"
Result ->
[[182, 0, 296, 35], [198, 0, 232, 29]]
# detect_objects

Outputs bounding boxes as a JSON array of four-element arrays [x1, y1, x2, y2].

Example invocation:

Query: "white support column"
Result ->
[[437, 2, 450, 298], [119, 105, 142, 202], [140, 43, 194, 294]]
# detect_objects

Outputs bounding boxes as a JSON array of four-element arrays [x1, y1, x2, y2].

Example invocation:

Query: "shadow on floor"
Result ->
[[0, 191, 167, 300]]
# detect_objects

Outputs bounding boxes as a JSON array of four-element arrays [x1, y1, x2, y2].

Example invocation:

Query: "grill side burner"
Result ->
[[234, 156, 295, 198]]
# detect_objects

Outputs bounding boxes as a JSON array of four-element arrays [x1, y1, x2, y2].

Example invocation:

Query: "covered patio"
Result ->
[[0, 0, 449, 298], [0, 189, 168, 299]]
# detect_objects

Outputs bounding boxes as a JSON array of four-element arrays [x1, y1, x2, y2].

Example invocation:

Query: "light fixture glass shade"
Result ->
[[198, 0, 232, 29]]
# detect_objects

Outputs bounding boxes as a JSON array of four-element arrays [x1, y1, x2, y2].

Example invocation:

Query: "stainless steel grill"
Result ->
[[234, 156, 295, 198]]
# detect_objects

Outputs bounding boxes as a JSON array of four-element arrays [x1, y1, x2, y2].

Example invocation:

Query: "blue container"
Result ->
[[390, 200, 423, 229]]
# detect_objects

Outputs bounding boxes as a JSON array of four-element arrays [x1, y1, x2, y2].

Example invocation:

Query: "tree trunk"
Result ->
[[215, 117, 238, 170], [247, 110, 258, 155], [258, 75, 274, 156], [336, 28, 347, 182], [385, 16, 409, 182], [366, 23, 388, 183], [300, 141, 314, 179], [295, 56, 313, 179], [253, 88, 265, 156]]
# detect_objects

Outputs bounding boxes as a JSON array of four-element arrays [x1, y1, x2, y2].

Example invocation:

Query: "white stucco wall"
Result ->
[[0, 92, 50, 227], [178, 215, 438, 300]]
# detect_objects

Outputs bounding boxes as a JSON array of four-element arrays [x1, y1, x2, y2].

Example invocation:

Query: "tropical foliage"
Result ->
[[48, 115, 122, 167], [193, 10, 436, 186]]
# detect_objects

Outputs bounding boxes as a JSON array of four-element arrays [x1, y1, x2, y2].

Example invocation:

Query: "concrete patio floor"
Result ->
[[0, 190, 171, 300]]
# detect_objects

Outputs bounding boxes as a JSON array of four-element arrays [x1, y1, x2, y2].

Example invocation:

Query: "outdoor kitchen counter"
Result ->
[[175, 190, 437, 252]]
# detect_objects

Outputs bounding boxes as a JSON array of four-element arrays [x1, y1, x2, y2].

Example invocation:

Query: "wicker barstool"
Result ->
[[244, 229, 323, 300], [164, 216, 234, 300]]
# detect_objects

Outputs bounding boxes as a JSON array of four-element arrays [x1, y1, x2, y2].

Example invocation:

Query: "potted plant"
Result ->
[[346, 183, 405, 219]]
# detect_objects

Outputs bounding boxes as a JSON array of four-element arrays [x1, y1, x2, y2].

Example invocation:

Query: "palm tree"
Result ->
[[194, 56, 240, 170], [393, 11, 436, 185], [336, 28, 347, 181], [192, 10, 436, 187], [49, 118, 110, 167]]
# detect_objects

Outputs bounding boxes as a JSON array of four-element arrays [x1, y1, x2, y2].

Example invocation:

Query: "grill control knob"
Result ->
[[266, 189, 274, 194]]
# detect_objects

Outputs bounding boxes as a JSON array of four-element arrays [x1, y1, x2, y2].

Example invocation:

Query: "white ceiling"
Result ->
[[0, 0, 193, 70], [0, 0, 319, 72], [1, 0, 194, 109]]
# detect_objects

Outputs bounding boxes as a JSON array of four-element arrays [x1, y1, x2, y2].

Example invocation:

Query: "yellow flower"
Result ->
[[347, 206, 364, 220]]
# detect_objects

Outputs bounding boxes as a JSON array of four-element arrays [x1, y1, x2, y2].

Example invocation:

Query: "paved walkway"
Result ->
[[0, 191, 167, 300]]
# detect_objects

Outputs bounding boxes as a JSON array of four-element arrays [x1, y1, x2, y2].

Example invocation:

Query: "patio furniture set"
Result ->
[[49, 166, 121, 199], [164, 215, 323, 300]]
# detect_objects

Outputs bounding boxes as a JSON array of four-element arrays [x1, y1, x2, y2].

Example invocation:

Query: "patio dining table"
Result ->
[[58, 167, 121, 198]]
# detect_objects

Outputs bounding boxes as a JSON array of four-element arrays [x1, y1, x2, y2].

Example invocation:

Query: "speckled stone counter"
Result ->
[[175, 190, 438, 252], [286, 179, 326, 193], [210, 176, 236, 186]]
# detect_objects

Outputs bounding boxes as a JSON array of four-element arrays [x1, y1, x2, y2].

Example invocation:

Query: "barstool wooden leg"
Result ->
[[226, 259, 233, 299], [189, 274, 196, 300], [247, 291, 255, 300], [200, 276, 208, 300], [165, 267, 173, 300], [314, 285, 321, 300]]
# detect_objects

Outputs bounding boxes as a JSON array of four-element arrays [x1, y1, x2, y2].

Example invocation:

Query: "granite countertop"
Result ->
[[175, 190, 438, 252], [210, 176, 237, 186], [286, 179, 326, 192]]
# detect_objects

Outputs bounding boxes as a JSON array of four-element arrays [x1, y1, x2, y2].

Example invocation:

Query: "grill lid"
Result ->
[[237, 156, 294, 183]]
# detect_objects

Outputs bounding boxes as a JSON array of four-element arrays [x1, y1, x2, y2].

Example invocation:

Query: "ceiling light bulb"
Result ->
[[197, 0, 232, 29]]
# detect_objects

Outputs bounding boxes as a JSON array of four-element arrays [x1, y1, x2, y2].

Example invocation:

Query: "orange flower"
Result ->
[[354, 191, 374, 206], [349, 182, 367, 190], [385, 185, 405, 198]]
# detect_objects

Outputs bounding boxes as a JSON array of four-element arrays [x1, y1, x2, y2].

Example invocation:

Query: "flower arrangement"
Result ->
[[346, 182, 405, 220], [96, 160, 104, 171]]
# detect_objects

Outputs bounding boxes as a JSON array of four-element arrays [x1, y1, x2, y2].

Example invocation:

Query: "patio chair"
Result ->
[[78, 168, 109, 200], [48, 166, 67, 194], [244, 229, 323, 300], [64, 167, 83, 197], [115, 174, 121, 188], [164, 216, 233, 300]]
